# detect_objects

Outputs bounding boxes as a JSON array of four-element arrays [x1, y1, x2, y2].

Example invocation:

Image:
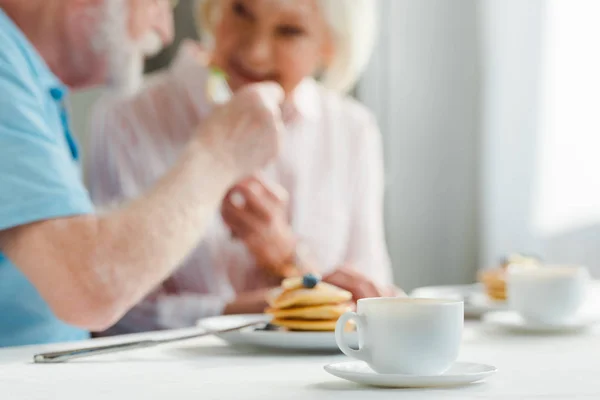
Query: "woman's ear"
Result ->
[[313, 29, 335, 83], [320, 30, 335, 68]]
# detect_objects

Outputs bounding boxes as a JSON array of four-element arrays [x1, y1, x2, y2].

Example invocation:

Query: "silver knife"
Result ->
[[33, 320, 265, 364]]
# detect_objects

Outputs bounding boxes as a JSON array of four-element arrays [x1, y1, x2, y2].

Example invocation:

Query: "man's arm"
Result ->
[[0, 83, 285, 332]]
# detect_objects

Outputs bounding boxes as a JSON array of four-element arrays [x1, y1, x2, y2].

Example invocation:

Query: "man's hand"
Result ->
[[198, 83, 285, 179], [221, 176, 297, 277]]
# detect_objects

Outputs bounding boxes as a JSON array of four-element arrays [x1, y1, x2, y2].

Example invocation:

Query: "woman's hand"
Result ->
[[323, 265, 405, 301], [221, 176, 297, 277]]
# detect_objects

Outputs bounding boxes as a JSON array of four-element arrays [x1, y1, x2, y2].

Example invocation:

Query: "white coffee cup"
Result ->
[[335, 298, 464, 375], [507, 265, 589, 324]]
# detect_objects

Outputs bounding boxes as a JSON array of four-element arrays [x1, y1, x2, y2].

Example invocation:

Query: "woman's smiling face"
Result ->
[[211, 0, 333, 95]]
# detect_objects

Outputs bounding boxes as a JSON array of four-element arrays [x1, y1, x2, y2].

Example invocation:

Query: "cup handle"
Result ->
[[335, 312, 369, 362]]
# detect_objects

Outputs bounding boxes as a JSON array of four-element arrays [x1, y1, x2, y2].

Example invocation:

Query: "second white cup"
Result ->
[[507, 265, 589, 324], [335, 297, 463, 375]]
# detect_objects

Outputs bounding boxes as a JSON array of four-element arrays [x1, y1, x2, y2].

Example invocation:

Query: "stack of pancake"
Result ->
[[478, 268, 508, 301], [478, 253, 541, 301], [265, 274, 353, 331]]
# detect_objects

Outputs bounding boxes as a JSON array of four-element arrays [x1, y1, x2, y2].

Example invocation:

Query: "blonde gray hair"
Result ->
[[195, 0, 378, 94]]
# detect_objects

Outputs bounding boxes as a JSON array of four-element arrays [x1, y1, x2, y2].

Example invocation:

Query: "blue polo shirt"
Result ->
[[0, 9, 94, 346]]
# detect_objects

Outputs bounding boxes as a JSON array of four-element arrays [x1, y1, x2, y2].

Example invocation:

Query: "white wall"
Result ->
[[358, 0, 481, 290]]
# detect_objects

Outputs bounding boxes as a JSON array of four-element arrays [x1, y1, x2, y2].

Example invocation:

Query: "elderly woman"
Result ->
[[87, 0, 398, 333]]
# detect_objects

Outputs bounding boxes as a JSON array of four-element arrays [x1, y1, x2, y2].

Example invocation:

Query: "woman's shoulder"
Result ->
[[311, 80, 379, 131]]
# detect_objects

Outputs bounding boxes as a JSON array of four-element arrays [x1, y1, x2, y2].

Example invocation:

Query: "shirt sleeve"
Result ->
[[343, 113, 395, 287], [0, 60, 93, 232], [107, 288, 229, 332]]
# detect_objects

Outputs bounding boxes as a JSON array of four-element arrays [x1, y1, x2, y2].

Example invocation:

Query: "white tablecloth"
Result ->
[[1, 318, 600, 400]]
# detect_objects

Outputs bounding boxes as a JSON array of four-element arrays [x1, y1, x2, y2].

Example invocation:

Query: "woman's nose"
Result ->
[[241, 32, 274, 68]]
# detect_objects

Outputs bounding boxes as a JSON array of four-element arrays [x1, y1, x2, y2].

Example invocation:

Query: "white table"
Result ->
[[2, 319, 600, 400]]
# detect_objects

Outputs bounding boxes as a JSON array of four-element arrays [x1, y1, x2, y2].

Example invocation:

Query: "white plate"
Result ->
[[197, 314, 357, 352], [411, 284, 506, 318], [482, 311, 600, 334], [324, 361, 497, 388]]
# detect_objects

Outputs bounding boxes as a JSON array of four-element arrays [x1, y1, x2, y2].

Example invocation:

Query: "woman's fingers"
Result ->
[[221, 194, 262, 238], [324, 266, 386, 300], [251, 175, 289, 204], [232, 184, 273, 222]]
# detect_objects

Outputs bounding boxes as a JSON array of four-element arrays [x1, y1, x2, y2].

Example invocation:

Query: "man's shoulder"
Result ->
[[0, 11, 46, 95], [0, 39, 58, 150], [0, 44, 45, 125], [0, 12, 27, 65]]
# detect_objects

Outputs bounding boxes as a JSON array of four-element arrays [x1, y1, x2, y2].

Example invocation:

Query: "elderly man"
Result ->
[[0, 0, 284, 347]]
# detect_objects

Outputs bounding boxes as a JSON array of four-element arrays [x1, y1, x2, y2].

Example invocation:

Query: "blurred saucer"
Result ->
[[482, 311, 600, 334]]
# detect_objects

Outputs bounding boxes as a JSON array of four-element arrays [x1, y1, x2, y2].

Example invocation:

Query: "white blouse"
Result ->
[[86, 41, 393, 334]]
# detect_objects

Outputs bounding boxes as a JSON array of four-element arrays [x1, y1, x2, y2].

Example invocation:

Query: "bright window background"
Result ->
[[534, 0, 600, 236]]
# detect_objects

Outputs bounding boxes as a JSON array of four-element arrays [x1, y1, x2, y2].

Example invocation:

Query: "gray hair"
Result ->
[[195, 0, 378, 94]]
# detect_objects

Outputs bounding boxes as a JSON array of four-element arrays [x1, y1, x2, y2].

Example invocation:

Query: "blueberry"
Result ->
[[302, 273, 320, 289]]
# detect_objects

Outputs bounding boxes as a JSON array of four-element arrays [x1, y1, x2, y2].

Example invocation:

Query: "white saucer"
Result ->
[[482, 311, 600, 334], [324, 361, 497, 388], [411, 284, 506, 318], [197, 314, 358, 352]]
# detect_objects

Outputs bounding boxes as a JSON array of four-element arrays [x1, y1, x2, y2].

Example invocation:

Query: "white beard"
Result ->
[[93, 0, 164, 96]]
